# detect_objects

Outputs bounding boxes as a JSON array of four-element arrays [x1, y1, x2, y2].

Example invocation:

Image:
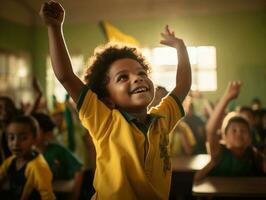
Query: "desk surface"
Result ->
[[171, 154, 210, 172], [193, 177, 266, 197]]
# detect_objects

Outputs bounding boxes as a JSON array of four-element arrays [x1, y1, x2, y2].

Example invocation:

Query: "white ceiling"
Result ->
[[0, 0, 266, 26]]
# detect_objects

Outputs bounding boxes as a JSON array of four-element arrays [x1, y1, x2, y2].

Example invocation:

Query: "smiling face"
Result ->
[[7, 122, 36, 160], [224, 121, 251, 150], [106, 58, 154, 112]]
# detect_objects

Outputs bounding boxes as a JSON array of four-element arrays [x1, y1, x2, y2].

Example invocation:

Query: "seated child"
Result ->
[[32, 112, 83, 200], [0, 115, 55, 200], [195, 81, 266, 181], [40, 1, 191, 199]]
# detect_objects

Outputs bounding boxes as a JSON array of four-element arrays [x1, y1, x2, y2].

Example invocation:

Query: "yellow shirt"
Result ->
[[0, 154, 55, 200], [78, 88, 184, 200], [170, 120, 196, 156]]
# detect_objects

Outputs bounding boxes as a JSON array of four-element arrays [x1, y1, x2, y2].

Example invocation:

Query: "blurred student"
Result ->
[[0, 96, 20, 164], [32, 112, 83, 200], [183, 95, 207, 154], [238, 106, 261, 147], [40, 1, 191, 199], [0, 115, 55, 200], [150, 86, 195, 156], [251, 97, 262, 111], [195, 81, 266, 181]]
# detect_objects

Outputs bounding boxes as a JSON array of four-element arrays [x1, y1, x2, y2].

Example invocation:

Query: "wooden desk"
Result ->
[[193, 177, 266, 197], [171, 154, 210, 172], [170, 154, 210, 199]]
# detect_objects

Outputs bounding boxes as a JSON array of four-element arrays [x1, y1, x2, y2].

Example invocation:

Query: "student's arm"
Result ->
[[160, 25, 191, 102], [68, 170, 83, 200], [206, 81, 241, 158], [194, 159, 217, 182], [40, 1, 84, 103], [24, 77, 43, 115], [52, 170, 83, 200]]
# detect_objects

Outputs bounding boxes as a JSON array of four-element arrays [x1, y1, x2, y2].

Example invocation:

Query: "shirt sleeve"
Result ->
[[0, 156, 15, 181], [77, 87, 114, 140], [150, 95, 185, 134], [57, 145, 82, 178], [24, 155, 56, 200]]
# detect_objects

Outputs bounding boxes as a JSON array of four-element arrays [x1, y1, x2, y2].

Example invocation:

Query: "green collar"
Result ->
[[121, 111, 161, 135]]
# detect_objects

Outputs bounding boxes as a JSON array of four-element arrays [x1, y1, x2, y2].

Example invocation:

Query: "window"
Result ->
[[46, 55, 84, 107], [142, 46, 217, 92], [0, 51, 32, 104]]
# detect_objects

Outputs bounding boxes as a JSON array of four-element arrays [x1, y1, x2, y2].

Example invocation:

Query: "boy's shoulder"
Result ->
[[150, 94, 185, 116], [25, 153, 51, 175], [0, 155, 16, 172]]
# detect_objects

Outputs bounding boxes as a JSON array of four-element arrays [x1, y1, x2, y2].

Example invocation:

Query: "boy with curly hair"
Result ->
[[40, 1, 191, 199]]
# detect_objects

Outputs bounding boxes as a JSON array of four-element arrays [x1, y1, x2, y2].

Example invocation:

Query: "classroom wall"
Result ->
[[1, 11, 266, 107]]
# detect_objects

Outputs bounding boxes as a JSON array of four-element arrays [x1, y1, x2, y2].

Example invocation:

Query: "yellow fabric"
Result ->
[[79, 90, 183, 200], [51, 102, 65, 115], [170, 121, 196, 156], [102, 21, 140, 46], [0, 154, 55, 200]]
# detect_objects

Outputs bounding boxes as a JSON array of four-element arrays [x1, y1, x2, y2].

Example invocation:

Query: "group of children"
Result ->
[[0, 1, 265, 200]]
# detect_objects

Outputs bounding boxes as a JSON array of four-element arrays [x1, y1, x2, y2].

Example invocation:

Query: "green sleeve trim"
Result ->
[[169, 94, 185, 117], [76, 85, 90, 112]]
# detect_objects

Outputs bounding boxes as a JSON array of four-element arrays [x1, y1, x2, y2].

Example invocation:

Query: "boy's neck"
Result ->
[[229, 146, 247, 158], [127, 111, 148, 124], [15, 153, 34, 170]]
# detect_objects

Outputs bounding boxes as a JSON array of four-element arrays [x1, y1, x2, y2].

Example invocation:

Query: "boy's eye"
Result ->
[[8, 135, 15, 141], [117, 74, 128, 82], [139, 71, 147, 77]]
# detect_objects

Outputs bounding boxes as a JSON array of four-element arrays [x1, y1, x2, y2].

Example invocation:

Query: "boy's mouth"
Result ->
[[131, 86, 149, 94]]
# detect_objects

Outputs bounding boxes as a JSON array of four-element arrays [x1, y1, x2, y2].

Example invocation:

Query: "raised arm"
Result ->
[[206, 81, 241, 158], [40, 1, 84, 103], [160, 25, 191, 102]]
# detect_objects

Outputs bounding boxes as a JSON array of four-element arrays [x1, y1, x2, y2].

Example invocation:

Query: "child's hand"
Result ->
[[224, 81, 241, 101], [40, 1, 65, 27], [160, 25, 184, 49], [32, 76, 42, 94]]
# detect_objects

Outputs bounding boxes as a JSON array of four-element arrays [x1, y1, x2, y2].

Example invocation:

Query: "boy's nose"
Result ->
[[133, 75, 144, 83], [12, 137, 20, 146]]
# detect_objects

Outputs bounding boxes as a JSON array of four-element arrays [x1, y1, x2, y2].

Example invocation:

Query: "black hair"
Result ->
[[9, 115, 39, 137], [239, 106, 253, 114], [251, 97, 261, 104], [0, 96, 19, 124], [32, 112, 55, 133], [84, 43, 151, 99]]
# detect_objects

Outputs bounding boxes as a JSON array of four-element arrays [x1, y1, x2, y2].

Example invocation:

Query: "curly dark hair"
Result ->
[[84, 43, 151, 99]]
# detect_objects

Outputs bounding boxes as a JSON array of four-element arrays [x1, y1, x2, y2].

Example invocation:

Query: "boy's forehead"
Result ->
[[109, 58, 144, 72], [8, 122, 31, 133], [227, 121, 250, 132]]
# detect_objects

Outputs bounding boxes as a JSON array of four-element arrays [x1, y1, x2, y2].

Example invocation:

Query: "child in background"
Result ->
[[183, 95, 206, 154], [150, 86, 196, 156], [0, 96, 20, 164], [195, 81, 266, 181], [238, 106, 261, 147], [32, 112, 83, 200], [40, 1, 191, 199], [0, 115, 55, 200]]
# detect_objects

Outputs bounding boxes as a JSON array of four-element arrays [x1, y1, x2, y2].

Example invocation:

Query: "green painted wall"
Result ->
[[0, 19, 33, 52], [1, 11, 266, 107]]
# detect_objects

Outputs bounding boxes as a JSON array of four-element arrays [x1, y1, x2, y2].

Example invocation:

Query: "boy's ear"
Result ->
[[100, 97, 115, 109]]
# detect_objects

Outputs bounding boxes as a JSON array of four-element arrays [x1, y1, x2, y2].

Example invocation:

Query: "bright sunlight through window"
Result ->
[[46, 55, 84, 107], [142, 46, 217, 92]]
